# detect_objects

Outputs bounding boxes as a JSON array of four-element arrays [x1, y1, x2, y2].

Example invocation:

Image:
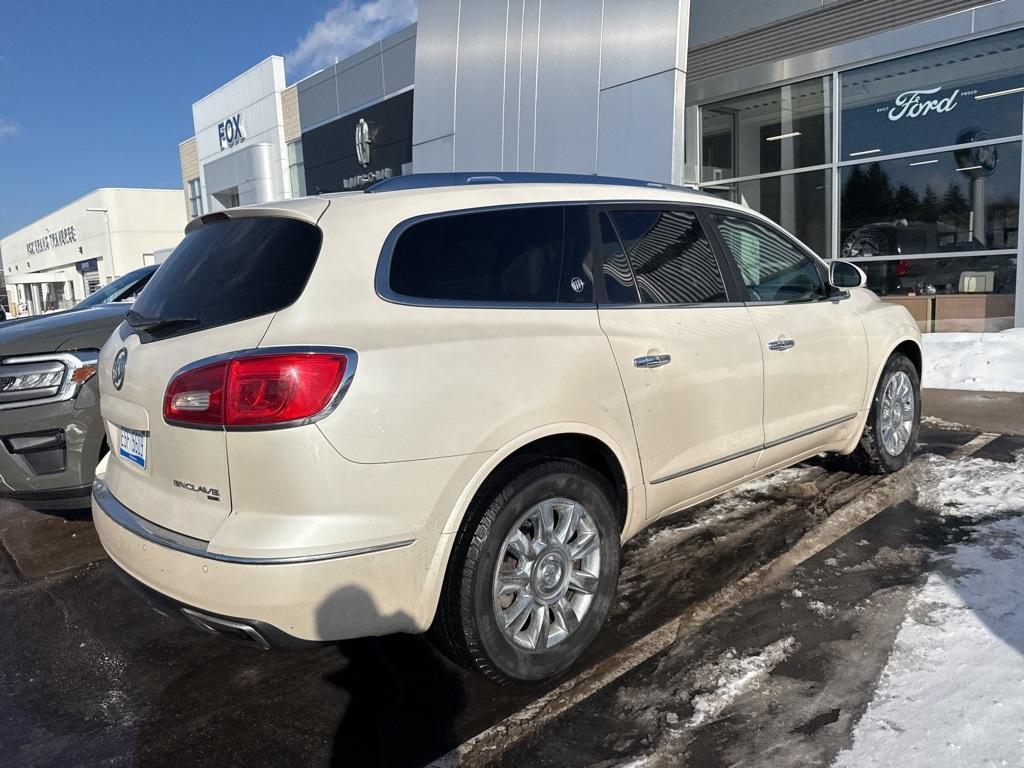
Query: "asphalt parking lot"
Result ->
[[2, 424, 1023, 768]]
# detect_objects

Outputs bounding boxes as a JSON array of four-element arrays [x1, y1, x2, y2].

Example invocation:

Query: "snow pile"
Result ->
[[833, 515, 1024, 768], [687, 637, 798, 727], [922, 329, 1024, 392], [917, 452, 1024, 519], [836, 453, 1024, 766]]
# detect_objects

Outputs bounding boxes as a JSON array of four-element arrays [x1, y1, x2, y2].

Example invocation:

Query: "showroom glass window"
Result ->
[[699, 77, 834, 257], [288, 141, 306, 198], [840, 30, 1024, 160], [187, 178, 203, 218], [838, 29, 1022, 330]]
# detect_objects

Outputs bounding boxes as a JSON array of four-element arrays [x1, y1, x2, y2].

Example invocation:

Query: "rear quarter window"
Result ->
[[129, 217, 322, 339], [386, 205, 593, 304]]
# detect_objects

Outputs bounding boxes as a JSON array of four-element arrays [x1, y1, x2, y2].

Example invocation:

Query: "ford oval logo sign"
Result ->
[[112, 348, 128, 391]]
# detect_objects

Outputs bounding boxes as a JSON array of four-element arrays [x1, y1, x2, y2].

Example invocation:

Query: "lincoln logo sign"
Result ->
[[886, 87, 960, 122], [355, 118, 372, 167], [218, 114, 245, 150]]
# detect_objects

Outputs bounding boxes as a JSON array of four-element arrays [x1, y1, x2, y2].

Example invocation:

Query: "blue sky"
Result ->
[[0, 0, 417, 238]]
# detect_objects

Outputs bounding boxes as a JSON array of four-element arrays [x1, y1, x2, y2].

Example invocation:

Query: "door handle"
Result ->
[[768, 339, 796, 351], [634, 354, 672, 369]]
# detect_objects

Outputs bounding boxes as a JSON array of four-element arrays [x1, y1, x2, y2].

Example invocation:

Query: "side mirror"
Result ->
[[830, 260, 866, 289]]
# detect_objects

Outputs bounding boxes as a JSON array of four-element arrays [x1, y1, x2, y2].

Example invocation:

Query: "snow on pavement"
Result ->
[[687, 637, 799, 727], [922, 329, 1024, 393], [917, 452, 1024, 519], [834, 452, 1024, 767]]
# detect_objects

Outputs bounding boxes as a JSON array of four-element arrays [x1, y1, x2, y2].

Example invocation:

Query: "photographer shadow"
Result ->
[[318, 586, 467, 768]]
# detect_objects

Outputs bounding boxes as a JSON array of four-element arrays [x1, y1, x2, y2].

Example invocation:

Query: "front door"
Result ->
[[710, 212, 868, 464], [596, 206, 765, 518]]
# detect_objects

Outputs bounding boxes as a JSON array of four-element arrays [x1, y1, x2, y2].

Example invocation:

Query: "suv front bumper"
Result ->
[[92, 477, 446, 644], [0, 382, 104, 510]]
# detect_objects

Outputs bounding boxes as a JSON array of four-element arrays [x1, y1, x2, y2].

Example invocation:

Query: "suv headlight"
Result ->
[[0, 351, 99, 410]]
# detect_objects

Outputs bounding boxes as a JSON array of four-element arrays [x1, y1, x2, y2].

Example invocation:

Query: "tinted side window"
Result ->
[[714, 215, 827, 303], [389, 207, 591, 303], [611, 209, 727, 305], [130, 217, 322, 338], [600, 212, 640, 304]]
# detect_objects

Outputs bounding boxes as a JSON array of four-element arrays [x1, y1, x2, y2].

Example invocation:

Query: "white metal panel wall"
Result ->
[[452, 2, 509, 170], [413, 0, 691, 184], [411, 5, 460, 149], [532, 1, 603, 174], [601, 0, 689, 89]]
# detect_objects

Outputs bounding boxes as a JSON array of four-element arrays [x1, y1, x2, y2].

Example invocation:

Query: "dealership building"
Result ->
[[179, 0, 1024, 330], [0, 189, 186, 315]]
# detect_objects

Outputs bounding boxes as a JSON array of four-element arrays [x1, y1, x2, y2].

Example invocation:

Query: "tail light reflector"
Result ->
[[164, 353, 349, 428]]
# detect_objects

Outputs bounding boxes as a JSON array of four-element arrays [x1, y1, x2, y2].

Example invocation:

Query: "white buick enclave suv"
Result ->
[[92, 173, 921, 683]]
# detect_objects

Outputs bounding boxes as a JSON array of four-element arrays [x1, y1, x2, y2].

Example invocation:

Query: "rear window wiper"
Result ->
[[126, 310, 198, 333]]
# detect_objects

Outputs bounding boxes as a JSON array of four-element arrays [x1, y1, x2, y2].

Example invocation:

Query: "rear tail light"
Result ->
[[164, 351, 351, 428]]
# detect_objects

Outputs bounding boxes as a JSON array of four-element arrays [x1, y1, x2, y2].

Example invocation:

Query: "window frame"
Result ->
[[704, 207, 846, 306], [592, 202, 744, 308], [187, 178, 203, 218], [376, 201, 599, 309]]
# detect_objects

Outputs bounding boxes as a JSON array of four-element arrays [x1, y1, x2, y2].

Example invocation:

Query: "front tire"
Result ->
[[434, 460, 621, 684], [847, 353, 920, 474]]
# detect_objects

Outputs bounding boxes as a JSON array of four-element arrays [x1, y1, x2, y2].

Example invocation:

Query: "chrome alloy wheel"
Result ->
[[492, 498, 602, 651], [880, 370, 915, 456]]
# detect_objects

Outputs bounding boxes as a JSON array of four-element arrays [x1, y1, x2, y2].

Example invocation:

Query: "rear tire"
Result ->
[[434, 459, 620, 685], [845, 353, 920, 474]]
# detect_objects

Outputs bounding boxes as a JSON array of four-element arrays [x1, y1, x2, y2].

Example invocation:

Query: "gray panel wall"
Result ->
[[452, 2, 509, 170], [688, 0, 840, 47], [297, 23, 416, 131], [687, 0, 983, 84], [412, 0, 690, 184], [532, 1, 603, 174]]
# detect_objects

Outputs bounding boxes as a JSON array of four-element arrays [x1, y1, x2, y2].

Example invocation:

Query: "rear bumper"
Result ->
[[107, 558, 317, 649], [93, 477, 450, 642]]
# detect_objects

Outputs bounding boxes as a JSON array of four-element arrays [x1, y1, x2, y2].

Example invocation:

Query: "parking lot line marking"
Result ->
[[949, 432, 1001, 459], [431, 439, 996, 766]]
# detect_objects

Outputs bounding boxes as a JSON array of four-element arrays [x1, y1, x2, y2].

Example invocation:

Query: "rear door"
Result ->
[[709, 212, 868, 463], [99, 210, 325, 540], [596, 206, 765, 518]]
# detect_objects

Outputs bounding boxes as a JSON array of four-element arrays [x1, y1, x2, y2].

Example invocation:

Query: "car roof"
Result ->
[[195, 173, 773, 246]]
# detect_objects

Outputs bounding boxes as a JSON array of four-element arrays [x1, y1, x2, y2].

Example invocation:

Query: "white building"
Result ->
[[179, 56, 301, 219], [0, 188, 186, 316]]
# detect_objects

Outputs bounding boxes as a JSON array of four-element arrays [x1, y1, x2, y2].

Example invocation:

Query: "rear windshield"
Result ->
[[74, 266, 155, 309], [129, 216, 322, 340]]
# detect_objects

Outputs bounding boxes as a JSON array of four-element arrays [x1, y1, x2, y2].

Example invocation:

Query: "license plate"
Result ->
[[118, 427, 147, 469]]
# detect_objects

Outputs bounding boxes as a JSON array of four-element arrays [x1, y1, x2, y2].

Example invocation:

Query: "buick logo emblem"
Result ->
[[570, 277, 586, 294], [355, 118, 372, 167], [112, 348, 128, 390]]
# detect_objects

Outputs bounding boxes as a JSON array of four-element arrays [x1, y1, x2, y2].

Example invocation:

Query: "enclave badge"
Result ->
[[112, 348, 128, 390]]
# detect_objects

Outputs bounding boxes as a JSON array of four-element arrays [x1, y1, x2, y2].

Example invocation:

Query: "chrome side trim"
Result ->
[[762, 413, 858, 450], [650, 413, 859, 485], [93, 478, 415, 564], [650, 444, 764, 486]]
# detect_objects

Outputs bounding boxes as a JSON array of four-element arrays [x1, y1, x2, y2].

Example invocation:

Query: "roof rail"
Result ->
[[363, 172, 695, 194]]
